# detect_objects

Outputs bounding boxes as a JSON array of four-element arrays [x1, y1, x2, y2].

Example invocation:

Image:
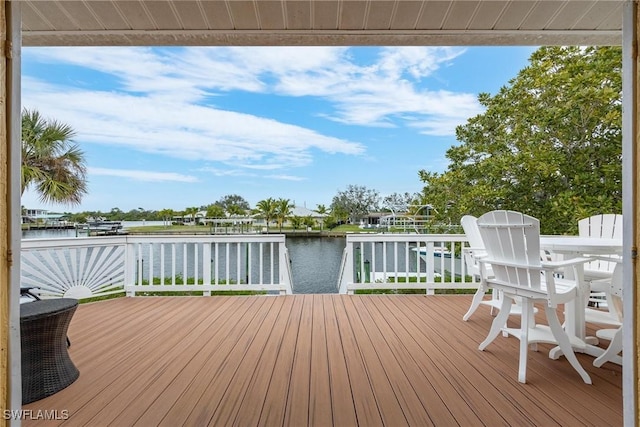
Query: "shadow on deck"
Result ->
[[23, 295, 622, 426]]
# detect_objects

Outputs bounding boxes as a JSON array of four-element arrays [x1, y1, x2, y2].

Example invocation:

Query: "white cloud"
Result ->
[[22, 77, 365, 170], [198, 167, 254, 177], [88, 167, 198, 183], [264, 174, 307, 182], [24, 46, 482, 137]]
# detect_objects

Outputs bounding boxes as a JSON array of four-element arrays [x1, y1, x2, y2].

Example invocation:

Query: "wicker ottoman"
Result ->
[[20, 298, 79, 404]]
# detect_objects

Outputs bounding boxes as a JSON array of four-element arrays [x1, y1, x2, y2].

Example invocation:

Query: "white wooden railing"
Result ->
[[21, 235, 293, 298], [338, 233, 477, 294], [21, 233, 478, 298], [21, 236, 127, 299]]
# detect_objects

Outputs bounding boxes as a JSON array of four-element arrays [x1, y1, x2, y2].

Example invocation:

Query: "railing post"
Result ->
[[125, 239, 136, 297], [424, 241, 434, 295], [203, 243, 211, 296], [340, 240, 355, 294], [279, 239, 292, 294]]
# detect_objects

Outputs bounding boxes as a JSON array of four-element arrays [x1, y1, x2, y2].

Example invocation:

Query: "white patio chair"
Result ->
[[461, 215, 497, 320], [461, 215, 531, 321], [578, 214, 623, 318], [592, 262, 623, 367], [476, 210, 592, 384]]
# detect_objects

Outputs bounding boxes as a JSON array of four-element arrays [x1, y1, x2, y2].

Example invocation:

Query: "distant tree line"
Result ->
[[60, 188, 421, 230]]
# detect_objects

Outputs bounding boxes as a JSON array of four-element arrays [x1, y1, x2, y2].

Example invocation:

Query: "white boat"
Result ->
[[412, 245, 465, 277], [82, 219, 125, 235]]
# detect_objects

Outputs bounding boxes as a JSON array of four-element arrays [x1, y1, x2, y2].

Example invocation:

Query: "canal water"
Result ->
[[22, 223, 346, 294]]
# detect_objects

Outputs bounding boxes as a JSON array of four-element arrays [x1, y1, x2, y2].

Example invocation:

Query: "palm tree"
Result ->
[[158, 208, 174, 227], [316, 204, 328, 231], [276, 198, 293, 232], [303, 215, 316, 231], [290, 215, 303, 231], [255, 198, 277, 233], [21, 108, 87, 205], [226, 204, 246, 217], [184, 206, 199, 225]]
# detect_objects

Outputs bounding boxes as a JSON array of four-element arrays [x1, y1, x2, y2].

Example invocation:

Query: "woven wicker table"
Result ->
[[20, 298, 79, 404]]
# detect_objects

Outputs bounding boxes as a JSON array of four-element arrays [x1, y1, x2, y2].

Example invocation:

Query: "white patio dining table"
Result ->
[[539, 236, 623, 361]]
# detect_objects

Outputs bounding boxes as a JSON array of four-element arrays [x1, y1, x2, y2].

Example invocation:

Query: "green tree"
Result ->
[[275, 198, 293, 232], [382, 192, 419, 212], [184, 206, 199, 225], [21, 108, 87, 205], [315, 204, 328, 231], [215, 194, 250, 216], [290, 215, 303, 231], [255, 198, 277, 233], [108, 207, 124, 219], [158, 208, 174, 227], [303, 215, 316, 230], [226, 204, 246, 217], [330, 185, 380, 225], [419, 46, 622, 234], [206, 204, 225, 218]]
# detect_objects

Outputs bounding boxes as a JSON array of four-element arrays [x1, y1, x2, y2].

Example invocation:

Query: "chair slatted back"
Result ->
[[477, 210, 544, 294], [578, 214, 623, 239], [461, 215, 484, 249], [578, 214, 622, 274], [461, 215, 483, 276]]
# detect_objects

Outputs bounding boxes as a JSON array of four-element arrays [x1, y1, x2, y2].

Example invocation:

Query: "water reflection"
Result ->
[[286, 236, 346, 294]]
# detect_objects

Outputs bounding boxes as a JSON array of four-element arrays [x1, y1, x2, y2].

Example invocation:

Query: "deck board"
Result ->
[[23, 295, 623, 426], [332, 295, 385, 427], [256, 295, 304, 426]]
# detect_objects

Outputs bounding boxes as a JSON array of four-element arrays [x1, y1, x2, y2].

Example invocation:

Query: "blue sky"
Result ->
[[21, 46, 536, 213]]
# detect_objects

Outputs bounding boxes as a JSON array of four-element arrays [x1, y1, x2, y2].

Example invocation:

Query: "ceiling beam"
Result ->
[[21, 29, 622, 47]]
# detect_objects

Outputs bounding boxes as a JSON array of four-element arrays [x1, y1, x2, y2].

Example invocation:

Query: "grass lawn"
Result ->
[[125, 223, 412, 234], [126, 225, 213, 233]]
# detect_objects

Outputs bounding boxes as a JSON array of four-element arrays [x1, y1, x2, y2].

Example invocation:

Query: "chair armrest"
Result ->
[[464, 247, 487, 258], [590, 255, 623, 264], [541, 257, 595, 270], [480, 256, 593, 270]]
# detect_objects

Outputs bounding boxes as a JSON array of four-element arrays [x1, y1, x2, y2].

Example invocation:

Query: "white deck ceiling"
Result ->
[[20, 0, 623, 47]]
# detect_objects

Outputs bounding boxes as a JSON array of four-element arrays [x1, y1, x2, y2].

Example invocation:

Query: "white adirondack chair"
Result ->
[[578, 214, 623, 319], [461, 215, 530, 321], [461, 215, 497, 320], [476, 210, 592, 384], [592, 261, 623, 367]]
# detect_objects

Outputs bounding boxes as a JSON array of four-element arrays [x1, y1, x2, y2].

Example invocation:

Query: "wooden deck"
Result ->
[[23, 295, 622, 426]]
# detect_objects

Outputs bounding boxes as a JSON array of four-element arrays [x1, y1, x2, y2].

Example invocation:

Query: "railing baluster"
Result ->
[[214, 242, 219, 285], [149, 243, 154, 286], [259, 243, 264, 285], [225, 243, 230, 285], [203, 243, 211, 296], [382, 242, 387, 282], [171, 243, 176, 286], [137, 243, 143, 286], [236, 243, 241, 284], [194, 243, 199, 286], [270, 242, 274, 285], [160, 244, 165, 286], [247, 243, 252, 285], [183, 243, 188, 285]]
